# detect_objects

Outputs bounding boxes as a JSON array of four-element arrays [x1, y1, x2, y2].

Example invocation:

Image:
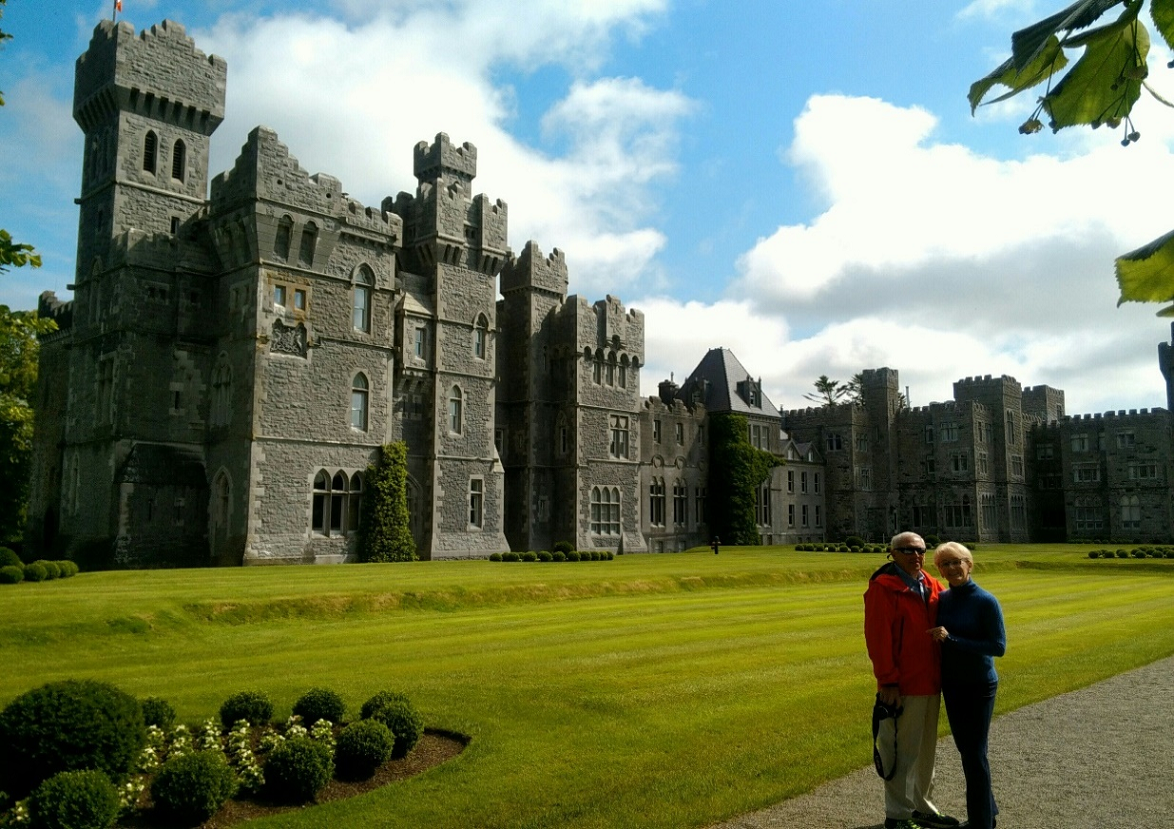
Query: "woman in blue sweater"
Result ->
[[929, 542, 1006, 829]]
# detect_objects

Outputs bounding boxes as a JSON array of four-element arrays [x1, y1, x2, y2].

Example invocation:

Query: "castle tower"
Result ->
[[497, 242, 570, 550], [72, 19, 226, 281], [389, 134, 511, 558]]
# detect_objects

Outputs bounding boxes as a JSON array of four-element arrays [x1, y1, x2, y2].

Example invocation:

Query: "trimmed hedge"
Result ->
[[140, 697, 176, 730], [0, 564, 23, 584], [364, 698, 424, 759], [28, 769, 120, 829], [0, 679, 146, 798], [335, 719, 394, 780], [0, 546, 22, 567], [264, 736, 333, 804], [292, 688, 346, 727], [22, 562, 47, 582], [218, 690, 273, 729], [150, 750, 238, 825]]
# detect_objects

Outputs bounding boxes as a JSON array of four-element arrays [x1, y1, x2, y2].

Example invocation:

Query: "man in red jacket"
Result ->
[[864, 532, 960, 829]]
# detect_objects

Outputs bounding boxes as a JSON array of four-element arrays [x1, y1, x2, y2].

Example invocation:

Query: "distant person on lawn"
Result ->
[[864, 531, 960, 829], [930, 542, 1006, 829]]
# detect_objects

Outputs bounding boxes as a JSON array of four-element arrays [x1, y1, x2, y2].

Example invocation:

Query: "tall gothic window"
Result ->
[[473, 314, 489, 359], [448, 386, 463, 434], [298, 222, 318, 267], [609, 415, 629, 459], [274, 216, 293, 260], [351, 374, 369, 430], [469, 479, 484, 528], [353, 266, 373, 332], [171, 139, 186, 182], [143, 130, 158, 173]]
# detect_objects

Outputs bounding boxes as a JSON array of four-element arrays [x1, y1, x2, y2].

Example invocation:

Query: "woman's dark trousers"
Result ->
[[943, 681, 999, 829]]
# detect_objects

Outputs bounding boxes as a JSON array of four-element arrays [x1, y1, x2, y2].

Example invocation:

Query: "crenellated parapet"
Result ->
[[392, 134, 508, 275], [74, 19, 226, 135], [500, 241, 568, 299], [37, 291, 74, 336]]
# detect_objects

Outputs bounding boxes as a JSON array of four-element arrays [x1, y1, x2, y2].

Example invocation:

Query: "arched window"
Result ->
[[312, 471, 330, 534], [473, 314, 489, 359], [311, 470, 363, 537], [171, 139, 186, 182], [353, 266, 373, 332], [591, 486, 621, 535], [143, 130, 158, 174], [211, 359, 232, 426], [351, 374, 369, 431], [274, 216, 293, 260], [619, 355, 629, 389], [606, 353, 617, 386], [448, 386, 463, 434], [593, 351, 603, 384], [213, 471, 231, 530], [298, 222, 318, 267]]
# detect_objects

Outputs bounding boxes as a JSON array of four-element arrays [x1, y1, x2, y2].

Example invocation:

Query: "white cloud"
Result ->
[[638, 92, 1174, 416], [194, 2, 688, 299]]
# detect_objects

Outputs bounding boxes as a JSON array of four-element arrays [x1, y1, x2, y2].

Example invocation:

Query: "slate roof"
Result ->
[[677, 347, 780, 418]]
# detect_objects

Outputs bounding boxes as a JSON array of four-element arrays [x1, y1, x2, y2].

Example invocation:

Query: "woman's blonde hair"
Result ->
[[933, 541, 973, 569]]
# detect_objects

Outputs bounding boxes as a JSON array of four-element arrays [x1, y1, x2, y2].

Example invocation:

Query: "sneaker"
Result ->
[[883, 820, 923, 829], [913, 810, 961, 828]]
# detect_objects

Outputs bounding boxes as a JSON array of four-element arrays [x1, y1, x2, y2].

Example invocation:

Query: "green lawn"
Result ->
[[3, 545, 1173, 828]]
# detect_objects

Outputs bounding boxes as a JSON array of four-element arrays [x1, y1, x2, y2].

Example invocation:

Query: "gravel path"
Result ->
[[709, 655, 1174, 829]]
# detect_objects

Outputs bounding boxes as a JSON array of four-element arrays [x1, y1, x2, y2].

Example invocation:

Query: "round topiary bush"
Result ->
[[0, 679, 146, 798], [22, 562, 48, 583], [264, 736, 333, 804], [553, 540, 574, 555], [551, 551, 566, 562], [1087, 550, 1100, 559], [364, 698, 424, 759], [293, 688, 346, 727], [150, 750, 237, 825], [218, 690, 273, 729], [1116, 549, 1129, 559], [359, 691, 410, 721], [565, 551, 580, 562], [34, 561, 61, 580], [488, 552, 502, 562], [28, 769, 120, 829], [140, 697, 176, 730], [56, 561, 79, 578], [0, 546, 22, 567], [520, 550, 537, 562], [334, 719, 394, 780], [536, 550, 553, 562], [502, 551, 520, 562], [845, 536, 866, 548], [0, 564, 24, 584]]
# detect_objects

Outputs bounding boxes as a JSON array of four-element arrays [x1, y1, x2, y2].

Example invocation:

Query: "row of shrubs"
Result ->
[[490, 549, 615, 562], [796, 543, 889, 553], [1087, 546, 1174, 559], [0, 681, 425, 829], [0, 548, 79, 585]]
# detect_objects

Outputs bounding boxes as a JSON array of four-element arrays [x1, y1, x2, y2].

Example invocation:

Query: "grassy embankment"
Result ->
[[2, 545, 1172, 828]]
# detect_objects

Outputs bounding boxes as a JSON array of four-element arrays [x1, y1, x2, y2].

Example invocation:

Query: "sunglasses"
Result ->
[[893, 546, 926, 556]]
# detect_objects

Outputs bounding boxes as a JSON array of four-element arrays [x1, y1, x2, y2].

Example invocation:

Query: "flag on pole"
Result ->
[[116, 0, 123, 10]]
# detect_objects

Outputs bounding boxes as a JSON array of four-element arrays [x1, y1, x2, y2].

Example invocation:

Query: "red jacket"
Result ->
[[864, 562, 943, 696]]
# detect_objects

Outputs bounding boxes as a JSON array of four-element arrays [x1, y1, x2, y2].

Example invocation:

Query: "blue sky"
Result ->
[[3, 0, 1174, 414]]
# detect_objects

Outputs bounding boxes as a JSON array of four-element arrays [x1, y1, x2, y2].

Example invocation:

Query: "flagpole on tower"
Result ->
[[113, 0, 122, 21]]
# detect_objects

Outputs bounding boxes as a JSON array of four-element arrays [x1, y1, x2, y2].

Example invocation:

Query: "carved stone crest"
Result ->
[[271, 319, 308, 357]]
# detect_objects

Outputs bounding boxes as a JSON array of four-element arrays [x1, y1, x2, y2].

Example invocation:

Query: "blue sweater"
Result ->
[[937, 579, 1006, 688]]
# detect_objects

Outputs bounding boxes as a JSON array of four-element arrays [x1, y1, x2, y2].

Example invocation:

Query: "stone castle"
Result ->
[[25, 19, 1174, 566]]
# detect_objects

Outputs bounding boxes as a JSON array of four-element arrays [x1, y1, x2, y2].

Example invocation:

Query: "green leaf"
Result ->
[[1042, 16, 1149, 129], [1010, 0, 1126, 71], [1152, 0, 1174, 52], [1116, 227, 1174, 308], [969, 36, 1069, 114]]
